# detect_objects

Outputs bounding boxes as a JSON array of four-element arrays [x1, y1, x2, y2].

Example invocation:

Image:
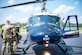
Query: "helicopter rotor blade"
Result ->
[[0, 0, 55, 9], [0, 1, 41, 9]]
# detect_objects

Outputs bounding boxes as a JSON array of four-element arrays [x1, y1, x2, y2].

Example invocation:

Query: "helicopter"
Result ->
[[0, 0, 80, 54]]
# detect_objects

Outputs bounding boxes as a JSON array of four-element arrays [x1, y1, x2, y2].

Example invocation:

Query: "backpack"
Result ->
[[4, 28, 13, 38]]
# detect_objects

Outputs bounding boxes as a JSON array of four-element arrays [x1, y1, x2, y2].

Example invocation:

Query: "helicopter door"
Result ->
[[63, 15, 79, 38]]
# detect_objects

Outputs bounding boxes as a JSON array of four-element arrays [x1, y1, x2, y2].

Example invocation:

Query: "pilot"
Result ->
[[1, 20, 14, 55], [13, 22, 22, 51]]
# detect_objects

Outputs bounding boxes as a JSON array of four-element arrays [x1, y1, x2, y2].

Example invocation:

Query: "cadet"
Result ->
[[13, 22, 22, 51], [1, 20, 14, 55]]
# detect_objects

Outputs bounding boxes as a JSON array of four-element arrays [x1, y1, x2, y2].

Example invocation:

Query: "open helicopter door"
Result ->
[[63, 15, 79, 38]]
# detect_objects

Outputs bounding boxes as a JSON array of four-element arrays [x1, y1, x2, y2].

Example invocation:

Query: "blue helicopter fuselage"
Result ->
[[27, 14, 62, 44]]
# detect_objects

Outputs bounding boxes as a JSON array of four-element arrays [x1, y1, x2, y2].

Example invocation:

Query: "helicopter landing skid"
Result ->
[[57, 43, 67, 52], [55, 38, 67, 52], [23, 42, 37, 54]]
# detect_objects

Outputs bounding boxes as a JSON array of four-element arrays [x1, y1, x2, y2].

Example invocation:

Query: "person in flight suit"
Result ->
[[1, 20, 15, 55], [13, 22, 22, 51]]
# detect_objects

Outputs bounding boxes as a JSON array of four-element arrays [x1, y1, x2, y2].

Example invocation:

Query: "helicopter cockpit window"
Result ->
[[48, 15, 60, 27], [29, 16, 44, 27]]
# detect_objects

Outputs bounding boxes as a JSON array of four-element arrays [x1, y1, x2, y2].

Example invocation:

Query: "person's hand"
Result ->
[[23, 26, 27, 29]]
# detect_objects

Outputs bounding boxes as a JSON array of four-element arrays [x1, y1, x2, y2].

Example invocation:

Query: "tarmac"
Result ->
[[0, 32, 82, 55]]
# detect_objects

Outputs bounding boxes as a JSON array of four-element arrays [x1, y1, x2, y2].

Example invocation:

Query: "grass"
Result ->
[[79, 27, 82, 32], [20, 27, 26, 33], [64, 27, 82, 32]]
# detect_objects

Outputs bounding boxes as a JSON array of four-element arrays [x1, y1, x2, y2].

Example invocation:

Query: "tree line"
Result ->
[[0, 23, 82, 28], [62, 22, 82, 27], [0, 22, 27, 28]]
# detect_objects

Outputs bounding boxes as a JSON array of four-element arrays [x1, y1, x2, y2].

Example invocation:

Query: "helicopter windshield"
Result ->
[[48, 15, 60, 27], [29, 15, 44, 27], [29, 15, 60, 27]]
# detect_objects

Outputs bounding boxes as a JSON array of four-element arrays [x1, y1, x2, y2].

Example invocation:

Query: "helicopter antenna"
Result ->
[[41, 1, 47, 12]]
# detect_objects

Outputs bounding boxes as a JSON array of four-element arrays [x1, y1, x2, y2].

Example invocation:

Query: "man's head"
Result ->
[[6, 20, 11, 25]]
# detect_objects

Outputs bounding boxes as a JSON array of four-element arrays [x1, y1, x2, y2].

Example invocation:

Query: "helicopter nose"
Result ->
[[29, 25, 62, 43]]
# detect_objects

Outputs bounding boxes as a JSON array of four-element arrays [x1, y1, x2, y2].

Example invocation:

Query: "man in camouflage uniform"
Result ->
[[13, 22, 22, 51], [1, 20, 14, 55]]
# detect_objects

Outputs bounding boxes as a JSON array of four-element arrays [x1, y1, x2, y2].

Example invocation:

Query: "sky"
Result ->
[[0, 0, 82, 24]]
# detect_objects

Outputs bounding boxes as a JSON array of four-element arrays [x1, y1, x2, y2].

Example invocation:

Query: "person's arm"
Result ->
[[12, 25, 16, 36], [23, 25, 29, 29]]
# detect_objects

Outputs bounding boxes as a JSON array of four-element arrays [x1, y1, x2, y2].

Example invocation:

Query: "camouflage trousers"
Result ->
[[13, 40, 18, 51], [13, 35, 22, 51], [1, 38, 13, 55]]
